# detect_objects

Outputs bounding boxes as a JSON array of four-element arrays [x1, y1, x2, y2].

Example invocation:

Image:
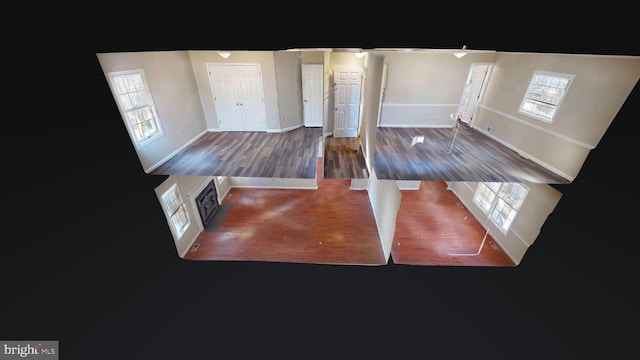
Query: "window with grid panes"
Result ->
[[473, 182, 529, 233], [519, 71, 574, 123], [108, 69, 164, 148], [161, 183, 190, 238]]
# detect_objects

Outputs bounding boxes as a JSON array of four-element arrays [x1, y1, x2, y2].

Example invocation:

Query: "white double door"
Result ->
[[207, 63, 268, 132]]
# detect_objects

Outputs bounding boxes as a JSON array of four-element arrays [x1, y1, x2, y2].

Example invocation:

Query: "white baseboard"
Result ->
[[472, 125, 574, 182], [379, 124, 453, 128], [267, 124, 303, 133], [145, 129, 209, 173]]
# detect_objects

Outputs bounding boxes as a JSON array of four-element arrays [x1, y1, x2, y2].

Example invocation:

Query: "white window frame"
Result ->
[[161, 183, 190, 239], [518, 71, 574, 123], [108, 69, 164, 148], [473, 182, 529, 234]]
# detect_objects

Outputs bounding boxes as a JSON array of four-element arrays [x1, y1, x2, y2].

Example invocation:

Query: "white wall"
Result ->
[[367, 169, 402, 262], [154, 175, 214, 258], [379, 52, 498, 127], [360, 51, 399, 262], [301, 51, 324, 64], [228, 177, 317, 189], [447, 181, 563, 265], [273, 51, 304, 131], [214, 176, 232, 204], [475, 52, 640, 180], [396, 180, 421, 190], [323, 51, 333, 136], [96, 51, 208, 173], [361, 53, 384, 170], [350, 179, 368, 190]]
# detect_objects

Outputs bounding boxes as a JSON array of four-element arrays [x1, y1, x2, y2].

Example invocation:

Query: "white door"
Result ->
[[302, 64, 323, 127], [235, 65, 268, 131], [208, 64, 243, 131], [333, 65, 362, 138], [376, 63, 388, 127], [457, 63, 492, 126], [207, 64, 268, 132]]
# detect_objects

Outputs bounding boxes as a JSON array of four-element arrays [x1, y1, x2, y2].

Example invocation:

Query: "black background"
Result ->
[[4, 10, 638, 359]]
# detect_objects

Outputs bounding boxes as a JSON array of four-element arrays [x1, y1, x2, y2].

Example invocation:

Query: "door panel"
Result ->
[[208, 65, 243, 131], [236, 65, 267, 131], [458, 64, 492, 126], [333, 65, 361, 138], [207, 64, 267, 132], [302, 64, 323, 127]]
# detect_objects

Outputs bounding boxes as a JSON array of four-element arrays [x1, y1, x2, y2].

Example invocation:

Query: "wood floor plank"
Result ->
[[374, 124, 571, 183], [183, 157, 386, 265], [183, 158, 516, 266], [323, 136, 369, 179], [391, 181, 516, 267], [150, 123, 569, 183], [151, 127, 322, 178]]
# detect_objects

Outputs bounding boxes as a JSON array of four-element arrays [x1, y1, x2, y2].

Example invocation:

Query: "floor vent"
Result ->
[[191, 244, 200, 252], [488, 241, 498, 250], [456, 202, 464, 209]]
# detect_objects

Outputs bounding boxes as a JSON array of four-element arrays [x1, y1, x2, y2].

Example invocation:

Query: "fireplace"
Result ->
[[195, 179, 219, 227]]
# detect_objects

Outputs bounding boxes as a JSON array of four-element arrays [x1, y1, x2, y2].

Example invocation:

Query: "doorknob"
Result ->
[[304, 99, 307, 102]]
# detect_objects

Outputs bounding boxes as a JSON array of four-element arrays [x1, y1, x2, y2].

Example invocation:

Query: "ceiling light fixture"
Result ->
[[453, 45, 467, 59], [218, 52, 231, 59]]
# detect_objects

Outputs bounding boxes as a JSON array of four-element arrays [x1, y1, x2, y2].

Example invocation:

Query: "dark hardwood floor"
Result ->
[[184, 157, 386, 265], [374, 123, 571, 184], [183, 157, 515, 266], [391, 181, 516, 267]]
